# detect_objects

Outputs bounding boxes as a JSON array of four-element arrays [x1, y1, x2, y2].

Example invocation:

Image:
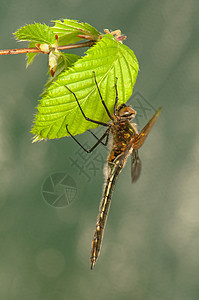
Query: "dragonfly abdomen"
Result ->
[[90, 162, 123, 269]]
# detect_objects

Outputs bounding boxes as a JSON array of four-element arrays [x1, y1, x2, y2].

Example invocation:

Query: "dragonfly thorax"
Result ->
[[116, 103, 136, 121]]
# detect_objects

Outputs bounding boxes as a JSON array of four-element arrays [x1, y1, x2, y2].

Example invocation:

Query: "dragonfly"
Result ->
[[65, 73, 161, 270]]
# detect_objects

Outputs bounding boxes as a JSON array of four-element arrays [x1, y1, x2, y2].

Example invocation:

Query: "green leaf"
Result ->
[[26, 41, 38, 67], [45, 53, 80, 89], [31, 34, 139, 141], [60, 53, 80, 69], [14, 23, 55, 44], [51, 19, 100, 46]]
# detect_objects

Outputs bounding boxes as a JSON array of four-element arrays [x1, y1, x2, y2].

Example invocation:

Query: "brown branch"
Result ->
[[58, 40, 94, 50], [0, 47, 41, 55], [0, 40, 95, 56]]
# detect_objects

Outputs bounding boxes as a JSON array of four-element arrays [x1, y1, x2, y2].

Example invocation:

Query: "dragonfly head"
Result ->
[[116, 103, 136, 120]]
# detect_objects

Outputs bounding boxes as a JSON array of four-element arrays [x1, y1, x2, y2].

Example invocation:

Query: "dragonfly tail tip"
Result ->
[[90, 261, 96, 270]]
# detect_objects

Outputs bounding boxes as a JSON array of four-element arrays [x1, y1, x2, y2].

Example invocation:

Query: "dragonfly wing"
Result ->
[[133, 107, 162, 150], [131, 149, 142, 183]]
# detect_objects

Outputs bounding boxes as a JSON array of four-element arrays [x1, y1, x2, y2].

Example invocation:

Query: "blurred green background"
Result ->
[[0, 0, 199, 299]]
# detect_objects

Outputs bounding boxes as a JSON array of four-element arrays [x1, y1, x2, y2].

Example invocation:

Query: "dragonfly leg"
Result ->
[[66, 125, 110, 153], [93, 71, 114, 121], [133, 107, 162, 150], [87, 129, 109, 146], [65, 85, 109, 127], [113, 77, 119, 115]]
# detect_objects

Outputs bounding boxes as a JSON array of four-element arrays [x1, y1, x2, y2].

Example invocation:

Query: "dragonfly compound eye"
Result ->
[[117, 104, 136, 119]]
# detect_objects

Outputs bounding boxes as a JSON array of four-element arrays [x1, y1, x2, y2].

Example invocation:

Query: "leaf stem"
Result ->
[[0, 40, 95, 55]]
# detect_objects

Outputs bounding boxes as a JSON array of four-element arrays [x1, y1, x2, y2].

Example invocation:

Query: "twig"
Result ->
[[0, 40, 95, 56]]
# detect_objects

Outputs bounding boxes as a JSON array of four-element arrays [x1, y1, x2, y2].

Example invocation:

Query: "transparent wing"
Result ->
[[131, 149, 141, 183], [133, 107, 162, 150]]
